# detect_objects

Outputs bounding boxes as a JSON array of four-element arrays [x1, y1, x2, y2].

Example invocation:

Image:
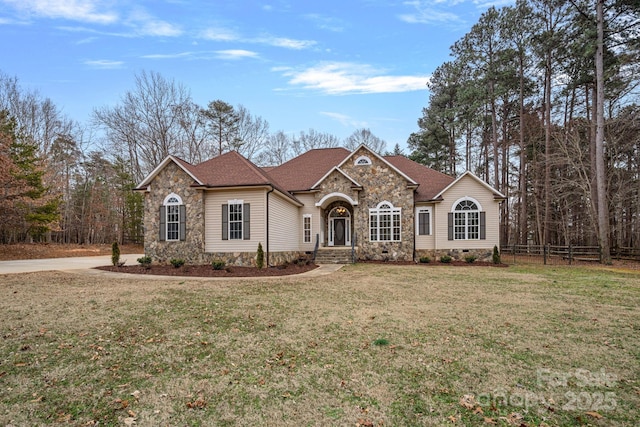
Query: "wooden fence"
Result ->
[[500, 245, 640, 265]]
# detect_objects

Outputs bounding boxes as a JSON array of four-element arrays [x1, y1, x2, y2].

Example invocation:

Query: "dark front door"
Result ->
[[334, 218, 346, 246]]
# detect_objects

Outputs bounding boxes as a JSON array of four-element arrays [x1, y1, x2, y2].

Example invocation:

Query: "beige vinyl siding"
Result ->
[[296, 193, 321, 250], [435, 175, 500, 250], [415, 204, 435, 250], [204, 189, 265, 253], [269, 192, 300, 252]]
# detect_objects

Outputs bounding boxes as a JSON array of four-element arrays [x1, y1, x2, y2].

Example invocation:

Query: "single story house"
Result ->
[[135, 145, 505, 265]]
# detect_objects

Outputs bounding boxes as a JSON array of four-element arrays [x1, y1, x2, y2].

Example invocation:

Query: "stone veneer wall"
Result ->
[[144, 161, 206, 264], [206, 250, 305, 267], [315, 147, 415, 261], [416, 248, 494, 262]]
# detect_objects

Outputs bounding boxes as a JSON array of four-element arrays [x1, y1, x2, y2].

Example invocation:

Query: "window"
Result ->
[[370, 201, 401, 242], [222, 200, 250, 240], [160, 193, 185, 242], [355, 155, 372, 166], [448, 198, 485, 241], [417, 207, 431, 236], [303, 215, 312, 243]]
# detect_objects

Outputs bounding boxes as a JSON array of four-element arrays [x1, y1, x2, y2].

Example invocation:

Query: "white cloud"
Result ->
[[84, 59, 124, 69], [399, 1, 462, 24], [279, 62, 428, 95], [215, 49, 259, 60], [304, 13, 345, 32], [320, 112, 368, 128], [141, 49, 259, 61], [258, 36, 316, 50], [2, 0, 118, 24], [199, 26, 240, 42], [126, 7, 182, 37]]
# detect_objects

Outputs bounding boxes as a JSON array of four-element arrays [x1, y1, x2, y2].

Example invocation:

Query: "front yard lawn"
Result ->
[[1, 264, 638, 426]]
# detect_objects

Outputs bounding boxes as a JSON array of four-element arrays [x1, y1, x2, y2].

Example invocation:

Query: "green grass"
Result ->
[[0, 264, 639, 426]]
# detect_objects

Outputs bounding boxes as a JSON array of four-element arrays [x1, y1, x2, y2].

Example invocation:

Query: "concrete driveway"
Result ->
[[0, 254, 145, 274]]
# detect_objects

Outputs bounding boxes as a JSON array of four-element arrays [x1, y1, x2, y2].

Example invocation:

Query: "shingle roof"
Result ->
[[267, 147, 351, 192], [383, 155, 455, 202], [189, 151, 301, 204]]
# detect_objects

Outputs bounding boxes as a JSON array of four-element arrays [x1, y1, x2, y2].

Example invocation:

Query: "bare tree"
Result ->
[[235, 105, 270, 162], [292, 129, 340, 156], [344, 128, 387, 153], [255, 130, 293, 166], [93, 70, 194, 182]]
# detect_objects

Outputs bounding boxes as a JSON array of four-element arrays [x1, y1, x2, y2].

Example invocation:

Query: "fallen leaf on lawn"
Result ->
[[127, 410, 136, 417], [506, 412, 523, 424], [131, 390, 140, 400], [460, 394, 477, 410], [123, 417, 136, 426], [586, 411, 603, 419], [186, 397, 207, 409], [356, 419, 374, 427], [474, 406, 484, 415], [484, 418, 497, 425], [448, 415, 457, 423]]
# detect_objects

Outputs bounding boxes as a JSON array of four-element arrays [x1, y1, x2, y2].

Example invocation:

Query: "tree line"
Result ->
[[0, 70, 392, 245], [408, 0, 640, 262]]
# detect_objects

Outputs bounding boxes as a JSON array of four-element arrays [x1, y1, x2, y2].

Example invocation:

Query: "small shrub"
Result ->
[[111, 241, 120, 266], [419, 256, 431, 264], [464, 255, 477, 263], [225, 266, 233, 273], [440, 255, 452, 264], [493, 245, 501, 264], [170, 258, 185, 268], [373, 338, 389, 346], [212, 260, 225, 270], [256, 242, 264, 269], [137, 256, 152, 269]]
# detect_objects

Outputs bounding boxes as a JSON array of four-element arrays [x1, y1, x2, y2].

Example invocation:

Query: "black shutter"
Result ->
[[243, 203, 250, 240], [179, 205, 186, 241], [222, 204, 228, 240], [159, 206, 166, 241], [426, 211, 430, 235], [448, 212, 454, 241], [480, 211, 486, 240]]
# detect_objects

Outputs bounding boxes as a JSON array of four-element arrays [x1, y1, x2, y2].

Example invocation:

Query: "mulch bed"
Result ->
[[96, 263, 318, 277]]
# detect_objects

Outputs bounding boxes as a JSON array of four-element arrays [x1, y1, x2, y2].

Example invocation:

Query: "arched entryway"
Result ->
[[328, 205, 351, 247]]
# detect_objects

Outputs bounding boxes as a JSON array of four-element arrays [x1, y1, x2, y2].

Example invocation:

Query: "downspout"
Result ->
[[413, 200, 417, 262], [266, 186, 274, 266]]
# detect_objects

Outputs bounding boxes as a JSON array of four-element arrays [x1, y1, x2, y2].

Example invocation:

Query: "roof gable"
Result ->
[[311, 166, 363, 190], [433, 170, 506, 200], [267, 147, 350, 192], [136, 155, 202, 189], [338, 144, 418, 186]]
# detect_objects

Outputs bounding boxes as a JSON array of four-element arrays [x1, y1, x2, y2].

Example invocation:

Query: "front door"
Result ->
[[334, 218, 346, 246]]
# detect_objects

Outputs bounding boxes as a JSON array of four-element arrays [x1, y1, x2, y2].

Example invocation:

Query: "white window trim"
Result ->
[[354, 155, 372, 166], [369, 201, 402, 242], [452, 197, 480, 240], [164, 193, 183, 242], [228, 199, 244, 240], [303, 214, 312, 244], [416, 207, 432, 236]]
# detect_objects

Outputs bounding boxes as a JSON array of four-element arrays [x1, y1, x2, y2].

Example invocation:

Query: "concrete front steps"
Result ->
[[314, 247, 355, 264]]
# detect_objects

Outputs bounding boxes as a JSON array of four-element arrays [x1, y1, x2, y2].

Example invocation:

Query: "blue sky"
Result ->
[[0, 0, 513, 151]]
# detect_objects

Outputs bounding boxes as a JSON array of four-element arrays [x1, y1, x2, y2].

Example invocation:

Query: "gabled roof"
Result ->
[[432, 170, 506, 200], [267, 147, 351, 192], [338, 144, 418, 186], [311, 166, 363, 190], [136, 155, 203, 189], [384, 155, 455, 202]]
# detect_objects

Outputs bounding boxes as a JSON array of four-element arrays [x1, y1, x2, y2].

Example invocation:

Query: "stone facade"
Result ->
[[206, 250, 305, 267], [416, 248, 495, 263], [332, 147, 415, 262], [143, 161, 205, 265]]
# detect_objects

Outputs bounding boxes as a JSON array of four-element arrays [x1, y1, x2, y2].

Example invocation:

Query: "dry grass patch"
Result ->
[[0, 264, 638, 426]]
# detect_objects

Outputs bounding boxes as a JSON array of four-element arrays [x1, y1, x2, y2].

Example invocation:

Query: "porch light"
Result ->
[[336, 207, 347, 215]]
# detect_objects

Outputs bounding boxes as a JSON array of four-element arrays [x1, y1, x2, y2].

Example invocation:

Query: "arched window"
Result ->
[[355, 155, 372, 166], [369, 201, 401, 242], [160, 193, 185, 241], [450, 197, 483, 240]]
